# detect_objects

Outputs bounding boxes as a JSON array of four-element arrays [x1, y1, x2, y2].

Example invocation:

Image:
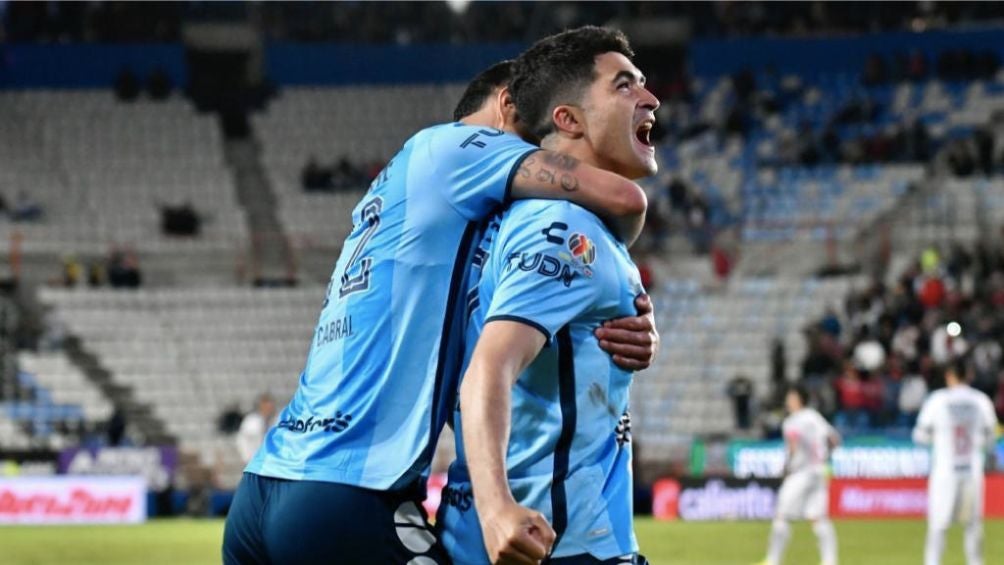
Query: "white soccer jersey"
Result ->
[[783, 408, 837, 475], [913, 385, 998, 476]]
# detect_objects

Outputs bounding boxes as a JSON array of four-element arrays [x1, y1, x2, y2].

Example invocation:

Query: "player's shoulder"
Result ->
[[424, 122, 533, 152], [499, 200, 616, 264], [965, 386, 995, 407], [504, 199, 608, 236], [926, 387, 948, 405]]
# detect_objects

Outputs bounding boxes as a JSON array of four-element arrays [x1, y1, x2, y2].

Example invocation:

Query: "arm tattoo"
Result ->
[[517, 156, 535, 179], [519, 151, 582, 192], [560, 173, 579, 192], [541, 152, 580, 171]]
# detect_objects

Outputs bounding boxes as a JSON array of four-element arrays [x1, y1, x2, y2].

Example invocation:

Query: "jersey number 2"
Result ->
[[339, 196, 383, 299]]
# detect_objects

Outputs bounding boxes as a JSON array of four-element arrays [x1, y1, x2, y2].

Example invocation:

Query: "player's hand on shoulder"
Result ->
[[596, 294, 660, 371], [480, 502, 556, 565]]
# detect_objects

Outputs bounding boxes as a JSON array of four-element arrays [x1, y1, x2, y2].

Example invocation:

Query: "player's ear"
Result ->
[[551, 104, 585, 139], [497, 86, 517, 131]]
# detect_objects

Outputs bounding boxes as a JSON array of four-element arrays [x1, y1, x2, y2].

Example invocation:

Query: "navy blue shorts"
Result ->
[[223, 472, 450, 565], [547, 554, 649, 565]]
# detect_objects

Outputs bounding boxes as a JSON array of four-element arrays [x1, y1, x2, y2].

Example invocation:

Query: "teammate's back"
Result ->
[[246, 123, 536, 490], [914, 384, 997, 476]]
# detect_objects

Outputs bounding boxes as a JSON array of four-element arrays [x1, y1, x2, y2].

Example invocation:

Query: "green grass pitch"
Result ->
[[0, 517, 1000, 564]]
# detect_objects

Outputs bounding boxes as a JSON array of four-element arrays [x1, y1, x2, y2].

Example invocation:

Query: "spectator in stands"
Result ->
[[946, 139, 977, 177], [818, 306, 841, 338], [11, 191, 43, 222], [835, 362, 869, 432], [905, 118, 931, 162], [974, 127, 995, 176], [907, 49, 927, 82], [160, 202, 201, 236], [106, 247, 142, 288], [898, 361, 928, 426], [331, 156, 366, 190], [863, 53, 889, 86], [218, 404, 243, 434], [236, 393, 277, 464], [114, 67, 141, 102], [87, 262, 104, 287], [61, 255, 82, 287], [107, 408, 127, 447], [727, 374, 754, 431], [146, 67, 173, 100], [301, 156, 333, 192], [879, 354, 905, 426]]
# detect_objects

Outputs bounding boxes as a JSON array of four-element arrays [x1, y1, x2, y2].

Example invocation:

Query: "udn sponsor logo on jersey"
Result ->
[[505, 251, 578, 287]]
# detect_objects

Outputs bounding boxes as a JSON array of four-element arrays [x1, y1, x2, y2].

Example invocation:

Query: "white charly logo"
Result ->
[[394, 501, 437, 554]]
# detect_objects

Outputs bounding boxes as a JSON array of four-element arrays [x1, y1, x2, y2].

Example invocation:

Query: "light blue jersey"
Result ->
[[246, 124, 537, 490], [439, 200, 643, 562]]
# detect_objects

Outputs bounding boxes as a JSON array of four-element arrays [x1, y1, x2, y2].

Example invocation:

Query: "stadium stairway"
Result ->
[[224, 138, 293, 283], [10, 287, 175, 447], [62, 336, 174, 446]]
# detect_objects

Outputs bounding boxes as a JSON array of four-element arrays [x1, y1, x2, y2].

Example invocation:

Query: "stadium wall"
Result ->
[[263, 42, 526, 85], [690, 27, 1004, 77], [0, 42, 527, 88], [0, 44, 187, 88]]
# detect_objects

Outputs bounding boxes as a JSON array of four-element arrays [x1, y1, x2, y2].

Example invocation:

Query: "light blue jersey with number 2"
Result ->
[[245, 123, 537, 490]]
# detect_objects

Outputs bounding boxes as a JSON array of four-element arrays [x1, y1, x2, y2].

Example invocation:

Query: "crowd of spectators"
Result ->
[[300, 156, 369, 193], [863, 48, 1001, 86], [795, 240, 1004, 437], [114, 67, 174, 102], [57, 247, 143, 290]]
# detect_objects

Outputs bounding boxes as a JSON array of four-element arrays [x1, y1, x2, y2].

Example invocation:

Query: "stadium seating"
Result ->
[[0, 90, 246, 255], [37, 286, 317, 488], [661, 73, 1004, 253], [252, 84, 465, 248], [634, 276, 863, 459]]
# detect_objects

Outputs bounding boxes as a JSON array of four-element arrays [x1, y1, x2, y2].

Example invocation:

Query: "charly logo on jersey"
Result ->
[[615, 410, 632, 446], [558, 232, 597, 278], [441, 484, 474, 512], [277, 411, 353, 434]]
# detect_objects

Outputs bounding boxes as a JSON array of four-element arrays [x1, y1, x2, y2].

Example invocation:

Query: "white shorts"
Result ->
[[776, 470, 829, 521], [928, 473, 984, 530]]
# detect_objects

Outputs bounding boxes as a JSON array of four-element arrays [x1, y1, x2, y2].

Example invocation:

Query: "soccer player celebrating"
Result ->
[[757, 385, 840, 565], [438, 27, 659, 564], [913, 357, 999, 565], [221, 50, 660, 565]]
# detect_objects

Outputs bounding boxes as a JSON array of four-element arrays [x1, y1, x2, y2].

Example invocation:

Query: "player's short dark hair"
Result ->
[[942, 356, 968, 383], [510, 26, 634, 141], [787, 384, 809, 406], [452, 60, 514, 122]]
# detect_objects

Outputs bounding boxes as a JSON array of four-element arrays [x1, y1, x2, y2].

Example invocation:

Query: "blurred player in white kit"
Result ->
[[913, 358, 999, 565], [757, 384, 840, 565]]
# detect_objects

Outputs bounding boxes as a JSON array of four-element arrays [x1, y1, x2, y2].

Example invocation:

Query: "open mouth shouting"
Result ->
[[634, 116, 655, 152]]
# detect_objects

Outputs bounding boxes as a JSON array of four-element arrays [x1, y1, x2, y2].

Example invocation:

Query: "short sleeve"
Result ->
[[483, 202, 613, 342], [982, 395, 999, 435], [913, 395, 936, 444], [430, 124, 538, 221]]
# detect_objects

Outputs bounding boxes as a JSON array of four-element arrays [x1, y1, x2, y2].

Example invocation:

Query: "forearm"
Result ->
[[512, 150, 647, 245], [461, 360, 517, 512]]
